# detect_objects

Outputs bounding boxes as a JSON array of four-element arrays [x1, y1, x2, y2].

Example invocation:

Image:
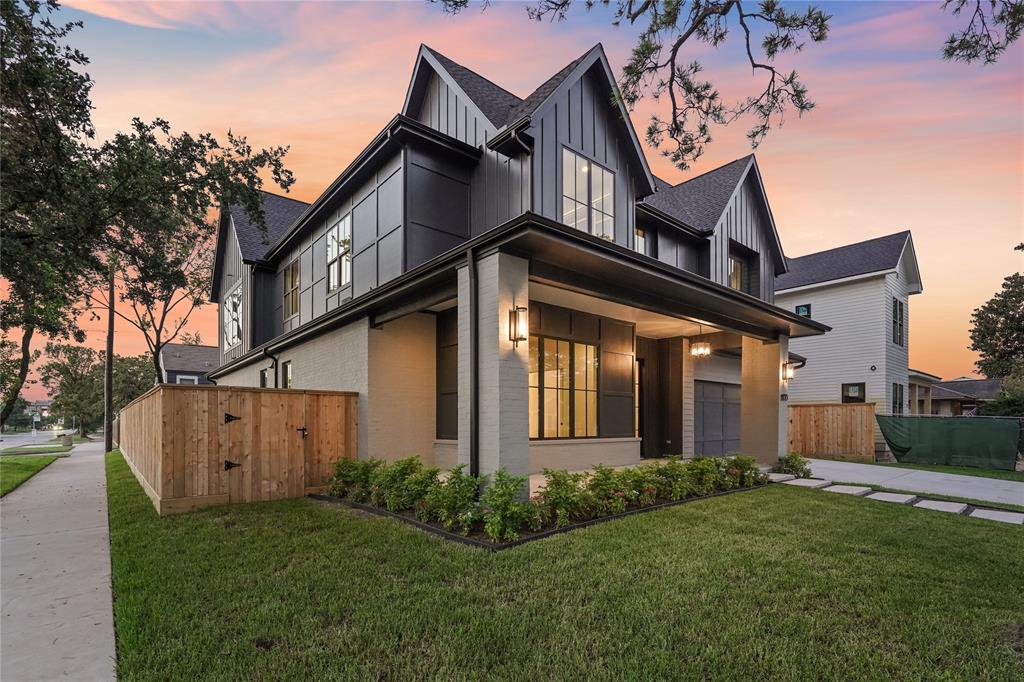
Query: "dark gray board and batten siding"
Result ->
[[217, 220, 250, 366], [706, 175, 777, 303]]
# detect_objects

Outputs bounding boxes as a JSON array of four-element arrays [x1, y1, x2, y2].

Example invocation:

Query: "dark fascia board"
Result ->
[[212, 211, 827, 378], [744, 157, 788, 274], [209, 206, 230, 302], [262, 114, 481, 264], [635, 202, 708, 240]]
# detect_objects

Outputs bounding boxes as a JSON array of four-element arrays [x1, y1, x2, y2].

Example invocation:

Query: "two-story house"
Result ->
[[208, 44, 827, 478], [774, 231, 923, 455]]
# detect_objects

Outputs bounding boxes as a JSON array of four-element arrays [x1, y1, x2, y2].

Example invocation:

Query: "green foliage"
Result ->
[[980, 368, 1024, 417], [686, 457, 720, 496], [480, 469, 540, 543], [419, 465, 481, 535], [650, 456, 694, 501], [773, 453, 812, 478], [969, 267, 1024, 378], [941, 0, 1024, 65], [721, 455, 767, 489], [369, 457, 438, 512], [585, 464, 632, 516], [537, 468, 591, 527], [328, 458, 382, 503]]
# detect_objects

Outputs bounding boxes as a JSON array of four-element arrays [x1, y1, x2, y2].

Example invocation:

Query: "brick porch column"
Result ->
[[740, 335, 789, 466], [457, 251, 530, 480]]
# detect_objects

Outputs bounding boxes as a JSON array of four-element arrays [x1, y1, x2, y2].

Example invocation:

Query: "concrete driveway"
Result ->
[[1, 439, 116, 681], [808, 459, 1024, 507]]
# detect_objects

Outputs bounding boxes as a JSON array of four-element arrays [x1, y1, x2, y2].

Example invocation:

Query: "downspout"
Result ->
[[262, 347, 280, 388], [467, 248, 479, 478]]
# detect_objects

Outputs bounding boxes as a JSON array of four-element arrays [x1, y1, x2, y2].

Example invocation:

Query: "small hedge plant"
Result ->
[[773, 452, 812, 478], [327, 454, 768, 543]]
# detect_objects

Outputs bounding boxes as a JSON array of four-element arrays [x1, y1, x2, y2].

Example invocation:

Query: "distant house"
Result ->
[[929, 377, 1004, 416], [159, 343, 220, 385]]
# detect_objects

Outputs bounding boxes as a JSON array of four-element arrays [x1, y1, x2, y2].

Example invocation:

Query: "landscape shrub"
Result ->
[[328, 458, 382, 503], [586, 464, 631, 516], [651, 457, 693, 500], [369, 457, 438, 512], [687, 457, 720, 496], [419, 465, 481, 535], [480, 469, 541, 542], [773, 452, 812, 478], [537, 469, 591, 527], [617, 465, 660, 506], [719, 455, 765, 489]]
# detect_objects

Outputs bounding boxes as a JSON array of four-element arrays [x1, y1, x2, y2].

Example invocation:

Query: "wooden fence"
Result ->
[[117, 384, 357, 515], [788, 402, 877, 463]]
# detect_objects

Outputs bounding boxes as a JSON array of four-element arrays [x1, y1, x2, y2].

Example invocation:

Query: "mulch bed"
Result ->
[[308, 484, 770, 551]]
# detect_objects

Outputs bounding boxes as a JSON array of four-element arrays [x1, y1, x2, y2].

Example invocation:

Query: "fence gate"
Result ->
[[788, 402, 877, 463]]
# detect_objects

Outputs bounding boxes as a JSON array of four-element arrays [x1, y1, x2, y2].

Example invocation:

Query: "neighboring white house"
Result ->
[[774, 231, 923, 456]]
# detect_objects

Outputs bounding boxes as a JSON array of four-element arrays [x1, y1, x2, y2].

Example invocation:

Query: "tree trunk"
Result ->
[[0, 325, 36, 429], [103, 268, 115, 453], [151, 338, 164, 385]]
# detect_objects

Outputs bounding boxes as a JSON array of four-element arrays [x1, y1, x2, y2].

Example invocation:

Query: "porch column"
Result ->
[[457, 251, 530, 479], [909, 383, 919, 415], [924, 386, 933, 415], [740, 335, 789, 466]]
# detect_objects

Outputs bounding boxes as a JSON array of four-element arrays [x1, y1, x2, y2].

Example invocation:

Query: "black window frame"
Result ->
[[892, 382, 904, 415], [283, 260, 300, 320], [259, 368, 270, 388], [221, 283, 243, 350], [561, 147, 615, 241], [281, 361, 293, 389], [841, 382, 866, 404], [529, 334, 600, 440], [327, 213, 352, 291], [892, 297, 905, 346], [795, 303, 812, 318]]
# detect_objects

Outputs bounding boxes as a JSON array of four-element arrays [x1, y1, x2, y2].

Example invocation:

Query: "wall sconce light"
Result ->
[[783, 362, 796, 381], [690, 323, 711, 359], [509, 304, 528, 347]]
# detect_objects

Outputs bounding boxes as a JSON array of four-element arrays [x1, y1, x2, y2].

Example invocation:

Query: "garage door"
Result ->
[[694, 381, 740, 456]]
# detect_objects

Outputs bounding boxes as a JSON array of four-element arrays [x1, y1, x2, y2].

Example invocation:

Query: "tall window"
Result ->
[[892, 297, 905, 346], [634, 227, 647, 255], [222, 284, 242, 349], [283, 260, 300, 319], [841, 382, 865, 404], [327, 214, 352, 290], [634, 359, 642, 438], [892, 383, 904, 415], [259, 368, 270, 388], [282, 361, 293, 389], [729, 255, 744, 291], [528, 335, 599, 439], [562, 148, 614, 241]]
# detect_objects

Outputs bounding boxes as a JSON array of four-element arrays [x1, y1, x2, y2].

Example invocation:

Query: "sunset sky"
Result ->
[[16, 0, 1024, 399]]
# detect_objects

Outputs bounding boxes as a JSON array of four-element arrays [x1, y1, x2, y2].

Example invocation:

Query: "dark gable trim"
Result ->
[[209, 206, 231, 302], [635, 202, 707, 239], [263, 115, 481, 264]]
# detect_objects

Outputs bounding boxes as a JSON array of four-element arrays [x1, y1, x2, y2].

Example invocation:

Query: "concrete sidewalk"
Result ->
[[1, 441, 116, 681], [808, 459, 1024, 507]]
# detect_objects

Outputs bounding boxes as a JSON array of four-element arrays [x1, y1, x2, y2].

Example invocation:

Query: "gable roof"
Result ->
[[160, 343, 219, 374], [775, 231, 912, 292], [504, 48, 593, 125], [933, 378, 1004, 401], [229, 191, 310, 263], [642, 156, 753, 233], [421, 46, 522, 128]]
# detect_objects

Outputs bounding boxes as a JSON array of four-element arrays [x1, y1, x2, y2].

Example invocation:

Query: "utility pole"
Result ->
[[103, 263, 115, 452]]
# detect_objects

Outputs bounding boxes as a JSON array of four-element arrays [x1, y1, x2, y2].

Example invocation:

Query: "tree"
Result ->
[[178, 331, 204, 345], [969, 245, 1024, 378], [3, 397, 33, 432], [106, 354, 153, 410], [435, 0, 1022, 169], [39, 344, 101, 437], [1, 333, 39, 406]]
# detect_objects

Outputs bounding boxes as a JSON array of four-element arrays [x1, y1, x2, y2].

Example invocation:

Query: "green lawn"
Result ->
[[0, 444, 72, 456], [106, 452, 1024, 680], [880, 461, 1024, 482], [1, 455, 58, 497]]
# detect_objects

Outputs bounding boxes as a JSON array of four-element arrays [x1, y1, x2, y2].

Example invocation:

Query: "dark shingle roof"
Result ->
[[424, 46, 523, 128], [161, 343, 220, 373], [504, 48, 594, 125], [229, 191, 310, 263], [933, 378, 1004, 401], [642, 156, 752, 232], [775, 231, 910, 292]]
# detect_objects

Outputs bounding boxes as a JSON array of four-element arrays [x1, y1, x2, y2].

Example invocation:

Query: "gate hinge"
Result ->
[[224, 412, 241, 424], [223, 459, 241, 471]]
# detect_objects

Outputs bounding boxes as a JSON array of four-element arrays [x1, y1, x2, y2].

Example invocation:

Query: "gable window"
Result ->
[[176, 375, 199, 385], [327, 214, 352, 291], [891, 297, 905, 346], [795, 303, 812, 318], [283, 260, 300, 319], [562, 148, 614, 241], [892, 382, 905, 415], [634, 228, 647, 255], [729, 255, 744, 291], [222, 284, 242, 350], [281, 361, 293, 389], [841, 383, 865, 404], [528, 335, 599, 439]]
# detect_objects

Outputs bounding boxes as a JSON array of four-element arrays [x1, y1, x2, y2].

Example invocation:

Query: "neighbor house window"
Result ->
[[281, 361, 293, 389], [222, 284, 242, 350], [795, 303, 812, 318], [528, 335, 599, 439], [562, 148, 614, 241], [841, 383, 865, 404], [729, 255, 744, 291], [176, 375, 199, 385], [283, 260, 300, 319], [892, 297, 905, 346], [892, 383, 905, 415], [327, 214, 352, 290], [259, 368, 270, 388], [634, 228, 647, 255]]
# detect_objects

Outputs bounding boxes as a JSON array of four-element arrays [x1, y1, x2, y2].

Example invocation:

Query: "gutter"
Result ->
[[467, 248, 480, 478], [262, 347, 280, 388]]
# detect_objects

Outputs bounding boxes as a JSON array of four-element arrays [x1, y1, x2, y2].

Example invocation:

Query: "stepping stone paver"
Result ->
[[824, 484, 872, 496], [969, 508, 1024, 525], [782, 478, 832, 489], [913, 499, 968, 514], [767, 473, 795, 483], [867, 491, 916, 505]]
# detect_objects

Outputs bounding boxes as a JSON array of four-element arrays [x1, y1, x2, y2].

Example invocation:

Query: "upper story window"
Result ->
[[634, 227, 647, 255], [283, 260, 300, 319], [222, 284, 242, 350], [891, 297, 905, 346], [327, 214, 352, 291], [729, 255, 744, 291], [562, 148, 614, 241], [795, 303, 812, 318], [728, 245, 759, 296], [282, 361, 293, 389], [892, 382, 905, 415]]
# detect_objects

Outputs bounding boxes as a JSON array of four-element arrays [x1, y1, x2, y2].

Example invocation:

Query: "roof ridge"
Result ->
[[257, 189, 311, 205], [505, 44, 599, 124], [423, 45, 523, 102], [673, 154, 753, 188], [787, 231, 910, 262]]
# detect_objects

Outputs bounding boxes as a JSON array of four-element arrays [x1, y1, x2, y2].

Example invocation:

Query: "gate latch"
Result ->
[[224, 412, 241, 424], [223, 459, 241, 471], [296, 426, 308, 439]]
